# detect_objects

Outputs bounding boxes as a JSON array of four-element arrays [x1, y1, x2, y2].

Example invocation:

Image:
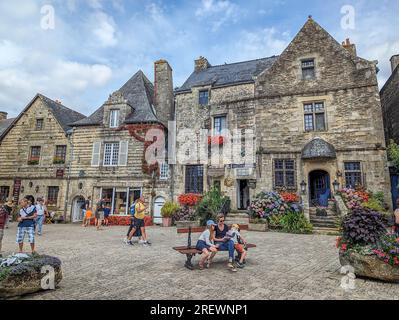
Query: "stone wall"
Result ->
[[381, 66, 399, 144]]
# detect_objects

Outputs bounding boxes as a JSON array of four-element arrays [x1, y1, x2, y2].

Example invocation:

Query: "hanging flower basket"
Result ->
[[208, 136, 225, 145]]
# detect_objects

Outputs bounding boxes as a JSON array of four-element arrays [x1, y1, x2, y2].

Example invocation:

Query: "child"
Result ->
[[195, 220, 218, 270], [227, 224, 248, 268], [84, 209, 93, 227]]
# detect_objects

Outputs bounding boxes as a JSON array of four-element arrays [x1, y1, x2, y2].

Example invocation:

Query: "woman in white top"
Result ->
[[35, 197, 47, 236], [196, 220, 218, 270]]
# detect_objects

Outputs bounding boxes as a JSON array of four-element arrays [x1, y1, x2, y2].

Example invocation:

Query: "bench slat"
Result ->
[[173, 243, 256, 255]]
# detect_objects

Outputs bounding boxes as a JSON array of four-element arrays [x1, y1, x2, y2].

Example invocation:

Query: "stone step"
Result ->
[[312, 227, 340, 235], [310, 217, 339, 223], [227, 213, 250, 218]]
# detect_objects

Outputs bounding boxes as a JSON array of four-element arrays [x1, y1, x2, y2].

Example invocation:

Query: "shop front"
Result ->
[[98, 187, 142, 215]]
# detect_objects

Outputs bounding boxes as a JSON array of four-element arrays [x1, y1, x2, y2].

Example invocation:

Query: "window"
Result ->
[[302, 59, 315, 80], [109, 109, 120, 128], [28, 146, 41, 164], [54, 145, 67, 164], [35, 119, 44, 130], [0, 186, 10, 203], [345, 162, 362, 188], [185, 165, 204, 194], [199, 90, 209, 105], [304, 102, 326, 131], [160, 163, 169, 180], [103, 142, 119, 166], [213, 116, 226, 134], [47, 186, 59, 205], [274, 159, 296, 189]]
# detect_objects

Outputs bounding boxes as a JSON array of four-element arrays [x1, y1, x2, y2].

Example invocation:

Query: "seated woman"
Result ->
[[196, 220, 218, 270], [213, 213, 236, 271]]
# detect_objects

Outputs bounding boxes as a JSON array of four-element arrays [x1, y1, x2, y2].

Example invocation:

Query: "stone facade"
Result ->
[[381, 55, 399, 144], [0, 94, 85, 217], [173, 18, 391, 215]]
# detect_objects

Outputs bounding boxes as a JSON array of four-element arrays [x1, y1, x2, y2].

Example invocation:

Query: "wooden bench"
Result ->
[[173, 226, 256, 270]]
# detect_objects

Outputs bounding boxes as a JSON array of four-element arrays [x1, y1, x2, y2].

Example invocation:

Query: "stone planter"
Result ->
[[249, 222, 268, 232], [162, 217, 172, 227], [175, 220, 201, 228], [0, 254, 62, 298], [339, 250, 399, 283]]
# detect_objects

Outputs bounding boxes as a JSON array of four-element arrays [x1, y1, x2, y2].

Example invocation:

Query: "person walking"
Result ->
[[126, 196, 151, 246], [16, 196, 37, 254], [95, 198, 105, 231], [35, 197, 47, 236], [0, 203, 8, 257], [4, 200, 13, 229]]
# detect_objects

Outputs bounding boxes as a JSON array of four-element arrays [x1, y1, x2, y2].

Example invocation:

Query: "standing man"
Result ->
[[0, 203, 8, 257], [126, 196, 151, 246], [16, 197, 37, 254], [35, 197, 47, 236]]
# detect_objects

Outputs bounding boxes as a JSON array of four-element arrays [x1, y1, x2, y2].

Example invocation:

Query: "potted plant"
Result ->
[[161, 201, 179, 227], [249, 218, 268, 232], [173, 206, 200, 228]]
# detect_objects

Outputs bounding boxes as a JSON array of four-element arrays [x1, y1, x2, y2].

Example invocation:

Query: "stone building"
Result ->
[[380, 54, 399, 207], [0, 94, 85, 217], [174, 18, 391, 218], [67, 61, 173, 223]]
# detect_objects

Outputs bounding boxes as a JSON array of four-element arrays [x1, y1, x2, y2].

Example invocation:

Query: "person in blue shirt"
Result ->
[[16, 196, 37, 254]]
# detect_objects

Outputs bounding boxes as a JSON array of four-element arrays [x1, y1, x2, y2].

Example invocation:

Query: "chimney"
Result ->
[[195, 56, 211, 72], [0, 111, 7, 121], [154, 59, 174, 126], [342, 38, 357, 57], [391, 55, 399, 73]]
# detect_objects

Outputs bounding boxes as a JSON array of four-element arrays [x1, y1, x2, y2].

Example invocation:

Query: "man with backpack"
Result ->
[[124, 199, 142, 244]]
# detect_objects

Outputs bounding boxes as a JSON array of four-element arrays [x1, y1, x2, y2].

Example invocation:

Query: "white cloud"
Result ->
[[90, 11, 118, 47], [88, 0, 103, 10], [195, 0, 240, 31]]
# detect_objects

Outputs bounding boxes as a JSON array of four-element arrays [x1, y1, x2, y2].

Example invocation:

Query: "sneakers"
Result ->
[[123, 238, 128, 244], [227, 262, 237, 272], [236, 262, 245, 269], [145, 240, 152, 246], [126, 240, 134, 246]]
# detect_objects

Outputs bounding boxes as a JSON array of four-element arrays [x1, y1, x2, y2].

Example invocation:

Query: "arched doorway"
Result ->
[[309, 170, 330, 207], [72, 196, 85, 223], [153, 196, 166, 225]]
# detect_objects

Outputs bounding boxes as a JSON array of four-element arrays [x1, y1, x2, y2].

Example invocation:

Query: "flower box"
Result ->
[[207, 136, 225, 145], [249, 222, 268, 232]]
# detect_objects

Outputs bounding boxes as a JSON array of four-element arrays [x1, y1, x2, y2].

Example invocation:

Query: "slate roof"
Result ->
[[72, 70, 158, 126], [0, 118, 15, 137], [175, 56, 279, 93], [0, 94, 86, 140], [302, 138, 337, 160]]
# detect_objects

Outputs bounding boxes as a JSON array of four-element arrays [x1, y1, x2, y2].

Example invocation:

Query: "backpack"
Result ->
[[130, 203, 136, 216]]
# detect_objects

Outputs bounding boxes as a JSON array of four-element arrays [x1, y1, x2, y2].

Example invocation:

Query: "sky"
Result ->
[[0, 0, 398, 117]]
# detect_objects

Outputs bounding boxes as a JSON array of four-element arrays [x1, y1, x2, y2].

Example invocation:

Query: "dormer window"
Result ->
[[301, 59, 315, 80], [109, 109, 120, 128]]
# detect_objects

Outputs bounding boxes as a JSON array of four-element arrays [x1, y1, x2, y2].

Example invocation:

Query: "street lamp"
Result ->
[[333, 180, 340, 193], [300, 180, 307, 194]]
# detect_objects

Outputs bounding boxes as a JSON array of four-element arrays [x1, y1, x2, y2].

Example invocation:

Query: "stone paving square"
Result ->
[[1, 223, 398, 300]]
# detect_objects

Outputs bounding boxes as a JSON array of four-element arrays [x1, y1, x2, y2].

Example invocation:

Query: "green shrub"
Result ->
[[279, 211, 313, 234], [161, 201, 180, 218], [196, 188, 230, 225]]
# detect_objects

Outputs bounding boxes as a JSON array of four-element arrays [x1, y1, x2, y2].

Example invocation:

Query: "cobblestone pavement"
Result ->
[[1, 223, 398, 300]]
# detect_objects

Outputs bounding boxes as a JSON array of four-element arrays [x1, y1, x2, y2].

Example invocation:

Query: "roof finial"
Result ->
[[308, 15, 313, 20]]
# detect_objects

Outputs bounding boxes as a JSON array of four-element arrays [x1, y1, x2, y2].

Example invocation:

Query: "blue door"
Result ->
[[391, 175, 399, 210]]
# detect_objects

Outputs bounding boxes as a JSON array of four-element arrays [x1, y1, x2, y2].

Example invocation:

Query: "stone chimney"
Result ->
[[0, 111, 7, 121], [195, 56, 211, 72], [391, 55, 399, 73], [342, 38, 357, 57], [154, 59, 174, 126]]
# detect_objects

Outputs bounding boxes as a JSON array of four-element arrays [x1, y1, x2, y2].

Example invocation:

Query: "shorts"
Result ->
[[234, 244, 245, 253], [95, 211, 104, 220], [133, 217, 145, 228], [196, 240, 211, 251], [16, 226, 35, 244]]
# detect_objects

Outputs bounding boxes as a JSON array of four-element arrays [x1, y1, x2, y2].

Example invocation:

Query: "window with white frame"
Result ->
[[103, 142, 119, 166], [160, 163, 169, 180], [109, 109, 120, 128]]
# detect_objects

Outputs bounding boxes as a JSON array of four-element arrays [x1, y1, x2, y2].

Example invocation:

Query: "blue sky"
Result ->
[[0, 0, 398, 117]]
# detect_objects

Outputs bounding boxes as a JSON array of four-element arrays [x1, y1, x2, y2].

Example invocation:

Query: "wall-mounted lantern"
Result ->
[[333, 180, 340, 193], [300, 180, 307, 194]]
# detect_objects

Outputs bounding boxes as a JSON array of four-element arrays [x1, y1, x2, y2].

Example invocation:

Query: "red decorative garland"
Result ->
[[120, 124, 165, 176]]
